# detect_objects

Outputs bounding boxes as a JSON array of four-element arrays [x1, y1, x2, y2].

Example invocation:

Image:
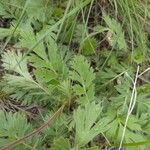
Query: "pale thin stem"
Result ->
[[118, 65, 139, 150], [138, 67, 150, 77]]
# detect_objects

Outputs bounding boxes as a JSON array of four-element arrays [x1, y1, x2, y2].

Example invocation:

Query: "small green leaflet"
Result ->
[[51, 137, 71, 150], [44, 112, 68, 139], [80, 37, 97, 55], [106, 112, 145, 144], [0, 28, 11, 40], [1, 50, 51, 103], [103, 13, 127, 50], [69, 55, 95, 105], [27, 0, 53, 23], [0, 111, 31, 147], [2, 50, 32, 78], [74, 102, 110, 147]]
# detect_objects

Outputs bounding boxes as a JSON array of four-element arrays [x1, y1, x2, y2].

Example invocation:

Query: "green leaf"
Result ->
[[2, 50, 32, 78], [1, 50, 50, 104], [27, 0, 53, 22], [0, 3, 7, 16], [80, 37, 97, 55], [0, 28, 11, 40], [43, 112, 68, 140], [0, 0, 25, 18], [35, 68, 58, 84], [51, 137, 71, 150], [103, 13, 127, 50], [74, 102, 110, 147], [0, 111, 41, 148], [18, 24, 47, 60], [132, 47, 145, 64], [29, 34, 68, 81], [69, 55, 95, 105], [106, 113, 145, 143], [58, 80, 72, 100]]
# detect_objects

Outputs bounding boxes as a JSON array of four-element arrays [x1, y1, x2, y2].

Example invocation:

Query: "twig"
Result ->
[[0, 104, 65, 150]]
